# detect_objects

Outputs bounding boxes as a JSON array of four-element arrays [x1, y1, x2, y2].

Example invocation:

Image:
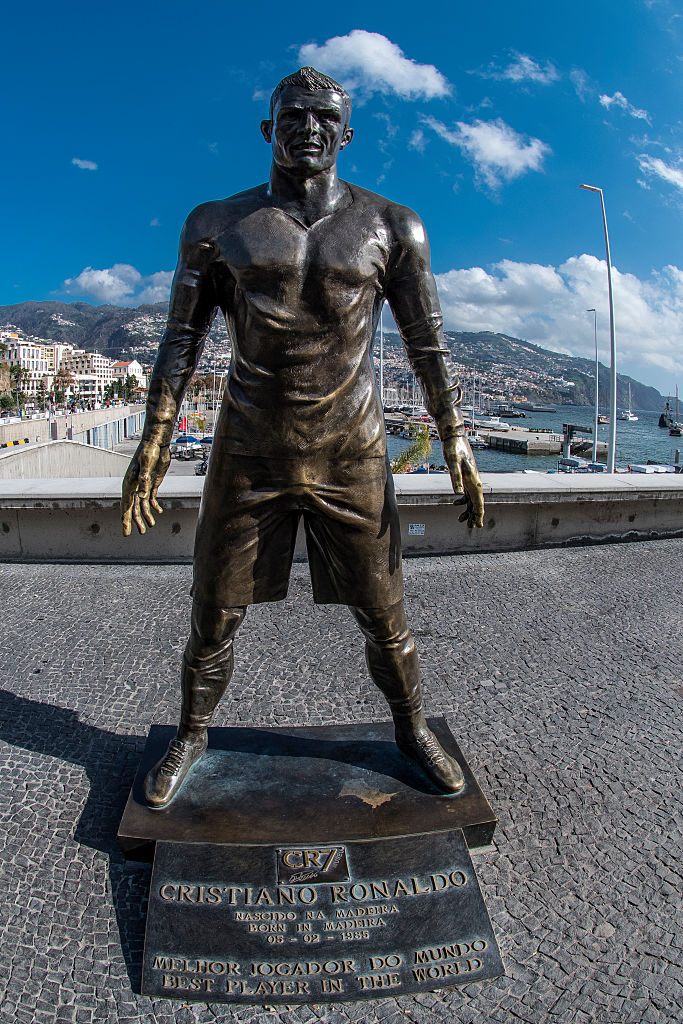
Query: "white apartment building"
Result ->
[[1, 331, 125, 403], [1, 331, 54, 396], [61, 349, 118, 401], [111, 359, 147, 389]]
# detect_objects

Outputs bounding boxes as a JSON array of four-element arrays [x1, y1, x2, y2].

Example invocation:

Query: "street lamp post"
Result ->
[[580, 184, 617, 472], [211, 361, 217, 433], [379, 305, 385, 407], [587, 308, 598, 462]]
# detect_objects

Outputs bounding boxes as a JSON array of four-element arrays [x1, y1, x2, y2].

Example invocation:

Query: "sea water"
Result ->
[[386, 405, 681, 473]]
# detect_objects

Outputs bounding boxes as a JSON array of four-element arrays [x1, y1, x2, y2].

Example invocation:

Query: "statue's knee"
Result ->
[[351, 601, 411, 650], [188, 603, 246, 658]]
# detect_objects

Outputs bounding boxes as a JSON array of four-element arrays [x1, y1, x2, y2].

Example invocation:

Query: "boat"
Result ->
[[489, 403, 526, 418], [598, 414, 609, 424], [513, 402, 556, 413], [467, 431, 488, 449], [617, 384, 638, 422], [659, 399, 674, 429], [476, 416, 512, 431], [669, 386, 681, 436]]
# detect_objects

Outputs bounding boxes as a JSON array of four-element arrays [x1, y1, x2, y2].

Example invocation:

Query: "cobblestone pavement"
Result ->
[[1, 540, 682, 1024]]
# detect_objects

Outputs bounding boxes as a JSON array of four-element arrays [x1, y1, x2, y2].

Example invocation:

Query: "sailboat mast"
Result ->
[[379, 305, 384, 407]]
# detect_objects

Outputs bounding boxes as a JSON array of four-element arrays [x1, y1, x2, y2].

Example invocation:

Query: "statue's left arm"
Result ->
[[384, 207, 484, 527], [121, 213, 218, 536]]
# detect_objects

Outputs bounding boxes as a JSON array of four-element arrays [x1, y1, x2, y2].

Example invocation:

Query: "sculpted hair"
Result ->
[[269, 67, 352, 121]]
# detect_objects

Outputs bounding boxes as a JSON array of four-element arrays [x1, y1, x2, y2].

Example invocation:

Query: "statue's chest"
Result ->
[[216, 207, 388, 297]]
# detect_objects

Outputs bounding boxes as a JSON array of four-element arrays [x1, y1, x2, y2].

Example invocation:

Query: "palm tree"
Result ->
[[391, 422, 432, 474], [121, 374, 139, 402]]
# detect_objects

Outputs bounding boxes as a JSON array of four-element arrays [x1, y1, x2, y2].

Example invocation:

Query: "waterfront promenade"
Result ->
[[1, 540, 681, 1024]]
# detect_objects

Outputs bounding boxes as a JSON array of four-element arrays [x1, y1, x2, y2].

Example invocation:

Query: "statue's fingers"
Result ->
[[121, 500, 133, 537], [131, 494, 146, 535], [462, 464, 485, 525], [449, 461, 464, 497], [149, 477, 164, 515], [139, 495, 156, 529]]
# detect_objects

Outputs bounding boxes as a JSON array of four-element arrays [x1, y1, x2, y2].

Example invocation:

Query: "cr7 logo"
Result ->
[[277, 846, 350, 885]]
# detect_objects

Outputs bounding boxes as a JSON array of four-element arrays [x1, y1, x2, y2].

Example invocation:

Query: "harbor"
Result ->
[[386, 404, 681, 473]]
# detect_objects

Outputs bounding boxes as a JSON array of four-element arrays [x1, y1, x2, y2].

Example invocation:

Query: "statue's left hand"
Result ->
[[442, 435, 485, 528], [121, 440, 172, 536]]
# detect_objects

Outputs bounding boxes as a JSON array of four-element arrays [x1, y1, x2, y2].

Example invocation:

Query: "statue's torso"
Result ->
[[204, 183, 395, 460]]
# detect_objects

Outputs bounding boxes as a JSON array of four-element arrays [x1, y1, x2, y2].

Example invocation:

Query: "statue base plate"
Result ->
[[141, 829, 504, 1003], [118, 718, 496, 861]]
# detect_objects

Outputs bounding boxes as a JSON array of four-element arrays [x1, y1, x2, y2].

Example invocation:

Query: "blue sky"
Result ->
[[3, 0, 683, 392]]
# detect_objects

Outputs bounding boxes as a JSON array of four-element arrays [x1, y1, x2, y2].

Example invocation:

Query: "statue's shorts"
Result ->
[[191, 454, 404, 608]]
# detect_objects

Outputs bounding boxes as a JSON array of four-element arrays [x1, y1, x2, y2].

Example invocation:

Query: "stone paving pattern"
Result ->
[[1, 539, 682, 1024]]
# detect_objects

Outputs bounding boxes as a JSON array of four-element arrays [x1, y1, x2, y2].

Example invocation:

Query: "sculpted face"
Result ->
[[261, 86, 353, 175]]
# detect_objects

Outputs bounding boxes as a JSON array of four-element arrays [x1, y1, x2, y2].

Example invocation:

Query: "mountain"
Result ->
[[0, 300, 665, 411], [0, 301, 230, 356], [443, 331, 663, 411]]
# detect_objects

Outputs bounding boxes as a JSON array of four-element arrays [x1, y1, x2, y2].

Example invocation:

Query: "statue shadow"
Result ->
[[0, 689, 149, 992], [0, 691, 466, 996]]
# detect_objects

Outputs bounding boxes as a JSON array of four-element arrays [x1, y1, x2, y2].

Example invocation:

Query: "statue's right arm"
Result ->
[[121, 212, 218, 537]]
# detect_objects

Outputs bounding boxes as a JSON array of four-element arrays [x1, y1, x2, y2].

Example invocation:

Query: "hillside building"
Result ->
[[111, 359, 147, 389]]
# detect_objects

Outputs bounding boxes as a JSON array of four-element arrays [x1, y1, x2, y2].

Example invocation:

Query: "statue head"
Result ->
[[261, 67, 354, 175]]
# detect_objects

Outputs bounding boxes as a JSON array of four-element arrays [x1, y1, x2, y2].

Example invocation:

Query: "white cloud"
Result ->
[[570, 68, 590, 101], [72, 157, 98, 171], [599, 91, 650, 122], [637, 154, 683, 191], [480, 52, 559, 85], [409, 128, 426, 152], [424, 116, 551, 189], [298, 30, 450, 100], [150, 217, 161, 227], [63, 264, 172, 305], [435, 255, 683, 388], [136, 271, 174, 304]]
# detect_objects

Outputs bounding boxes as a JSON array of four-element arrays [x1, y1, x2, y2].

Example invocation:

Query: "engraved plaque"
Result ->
[[142, 829, 503, 1003]]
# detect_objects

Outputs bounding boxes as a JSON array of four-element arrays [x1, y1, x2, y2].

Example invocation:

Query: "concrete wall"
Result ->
[[0, 404, 145, 448], [0, 440, 132, 479], [0, 472, 681, 563]]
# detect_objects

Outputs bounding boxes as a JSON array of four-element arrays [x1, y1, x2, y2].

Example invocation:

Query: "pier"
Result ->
[[480, 426, 607, 457]]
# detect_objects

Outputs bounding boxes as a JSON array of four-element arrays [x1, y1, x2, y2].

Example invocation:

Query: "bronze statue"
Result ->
[[122, 68, 484, 809]]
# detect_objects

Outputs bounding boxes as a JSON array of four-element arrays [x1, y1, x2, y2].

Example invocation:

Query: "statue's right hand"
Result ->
[[121, 440, 172, 537]]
